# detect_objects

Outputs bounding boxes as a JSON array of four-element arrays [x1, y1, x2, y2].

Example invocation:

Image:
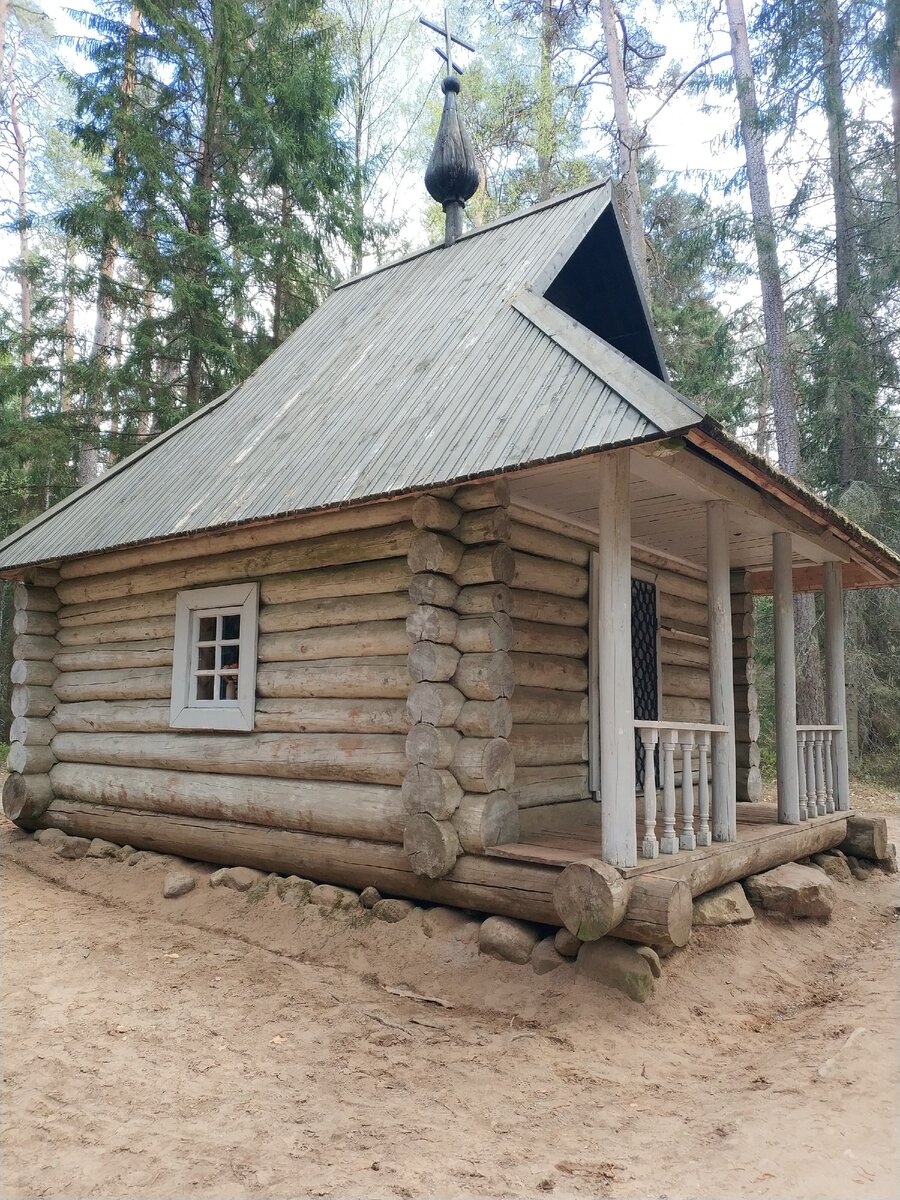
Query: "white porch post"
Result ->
[[597, 449, 636, 868], [823, 561, 851, 811], [773, 531, 801, 823], [707, 501, 736, 840]]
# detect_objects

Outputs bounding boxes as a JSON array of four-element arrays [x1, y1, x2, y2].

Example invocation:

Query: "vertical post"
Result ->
[[773, 531, 800, 823], [707, 501, 737, 841], [639, 727, 659, 859], [823, 561, 850, 811], [597, 449, 636, 867]]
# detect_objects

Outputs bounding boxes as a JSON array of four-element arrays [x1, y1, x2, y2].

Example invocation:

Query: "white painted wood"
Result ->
[[805, 733, 817, 818], [639, 727, 659, 858], [596, 451, 637, 867], [773, 531, 801, 823], [797, 730, 809, 820], [824, 731, 835, 813], [823, 561, 851, 811], [588, 551, 600, 794], [659, 734, 679, 854], [706, 501, 737, 841], [696, 732, 711, 846], [814, 731, 827, 816], [679, 731, 696, 851]]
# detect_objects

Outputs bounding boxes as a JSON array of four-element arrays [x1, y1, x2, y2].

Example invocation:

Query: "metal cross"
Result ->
[[419, 6, 475, 75]]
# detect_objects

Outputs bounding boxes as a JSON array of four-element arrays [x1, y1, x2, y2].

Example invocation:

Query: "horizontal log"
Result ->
[[405, 725, 461, 768], [54, 641, 175, 672], [57, 616, 176, 647], [452, 792, 518, 853], [35, 800, 561, 922], [510, 687, 588, 725], [255, 698, 409, 735], [59, 590, 180, 628], [401, 765, 463, 819], [56, 524, 417, 605], [407, 604, 458, 645], [454, 613, 513, 653], [404, 813, 460, 877], [58, 497, 416, 580], [13, 634, 59, 662], [651, 568, 708, 606], [511, 619, 588, 658], [13, 583, 59, 613], [515, 765, 590, 806], [838, 814, 888, 862], [407, 531, 464, 575], [658, 593, 707, 628], [454, 583, 511, 615], [454, 479, 510, 511], [508, 519, 590, 567], [1, 772, 54, 826], [6, 742, 55, 774], [553, 858, 629, 940], [406, 682, 465, 727], [13, 609, 58, 637], [659, 636, 709, 669], [259, 592, 409, 635], [11, 685, 56, 718], [734, 684, 759, 712], [512, 652, 587, 692], [734, 712, 761, 743], [9, 717, 56, 745], [730, 589, 754, 615], [661, 664, 710, 700], [50, 763, 406, 843], [408, 573, 459, 608], [512, 552, 588, 599], [258, 621, 408, 663], [734, 742, 761, 768], [456, 507, 511, 545], [612, 876, 693, 950], [732, 655, 757, 687], [261, 559, 410, 606], [456, 699, 512, 739], [257, 657, 409, 699], [661, 695, 711, 724], [454, 545, 515, 587], [452, 652, 515, 700], [451, 737, 514, 793], [509, 724, 588, 767], [735, 766, 763, 800], [54, 667, 172, 703], [411, 495, 460, 532], [10, 660, 58, 687], [52, 730, 408, 786], [408, 641, 460, 683], [508, 589, 588, 630], [53, 700, 171, 734], [732, 611, 754, 638]]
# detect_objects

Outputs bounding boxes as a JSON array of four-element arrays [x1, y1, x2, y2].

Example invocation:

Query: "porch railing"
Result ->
[[796, 725, 842, 818], [634, 721, 730, 859]]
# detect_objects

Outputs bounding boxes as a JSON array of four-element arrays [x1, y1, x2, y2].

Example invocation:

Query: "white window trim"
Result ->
[[170, 582, 259, 732]]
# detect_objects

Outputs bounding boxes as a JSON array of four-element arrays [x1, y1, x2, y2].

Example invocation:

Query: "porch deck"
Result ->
[[489, 803, 848, 882]]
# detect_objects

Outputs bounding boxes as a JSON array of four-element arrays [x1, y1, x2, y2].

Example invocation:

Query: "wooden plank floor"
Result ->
[[488, 803, 848, 879]]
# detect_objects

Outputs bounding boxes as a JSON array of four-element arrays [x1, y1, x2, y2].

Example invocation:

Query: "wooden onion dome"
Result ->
[[425, 75, 479, 246]]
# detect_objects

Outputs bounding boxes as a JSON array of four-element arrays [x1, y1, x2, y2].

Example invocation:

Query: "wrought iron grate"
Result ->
[[632, 577, 659, 787]]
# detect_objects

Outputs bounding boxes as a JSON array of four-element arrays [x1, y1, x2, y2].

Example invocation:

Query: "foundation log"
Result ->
[[553, 858, 630, 941], [404, 814, 460, 878], [2, 772, 54, 826], [401, 765, 463, 819], [838, 814, 889, 862], [611, 876, 693, 950], [452, 792, 519, 853]]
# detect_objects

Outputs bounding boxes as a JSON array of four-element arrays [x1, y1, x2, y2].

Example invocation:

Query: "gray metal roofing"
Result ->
[[0, 182, 702, 570]]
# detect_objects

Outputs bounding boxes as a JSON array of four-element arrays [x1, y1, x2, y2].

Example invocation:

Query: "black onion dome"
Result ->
[[425, 75, 480, 209]]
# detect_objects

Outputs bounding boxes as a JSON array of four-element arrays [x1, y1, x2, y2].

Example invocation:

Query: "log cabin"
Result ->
[[2, 78, 898, 950]]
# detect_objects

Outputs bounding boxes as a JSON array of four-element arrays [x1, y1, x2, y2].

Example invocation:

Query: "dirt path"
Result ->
[[2, 816, 898, 1200]]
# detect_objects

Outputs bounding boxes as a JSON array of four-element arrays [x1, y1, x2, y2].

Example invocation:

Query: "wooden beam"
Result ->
[[773, 532, 800, 823], [823, 562, 850, 812], [706, 501, 736, 841], [748, 560, 886, 594]]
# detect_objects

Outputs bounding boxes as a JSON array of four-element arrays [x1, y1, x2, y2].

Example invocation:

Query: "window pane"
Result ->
[[221, 645, 239, 669], [196, 674, 214, 700], [222, 613, 241, 641], [197, 645, 216, 671], [198, 616, 216, 642], [219, 675, 238, 700]]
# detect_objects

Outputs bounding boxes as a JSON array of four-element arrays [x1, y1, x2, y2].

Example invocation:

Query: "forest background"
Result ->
[[0, 0, 898, 779]]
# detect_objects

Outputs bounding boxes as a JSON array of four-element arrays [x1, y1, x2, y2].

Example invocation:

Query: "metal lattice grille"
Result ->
[[631, 578, 659, 787]]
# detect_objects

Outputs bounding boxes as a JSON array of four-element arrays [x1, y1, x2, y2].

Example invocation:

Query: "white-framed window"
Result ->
[[170, 582, 259, 732]]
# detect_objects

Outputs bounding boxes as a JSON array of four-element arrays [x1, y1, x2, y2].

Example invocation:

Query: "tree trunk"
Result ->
[[887, 0, 900, 215], [7, 47, 31, 419], [536, 0, 555, 200]]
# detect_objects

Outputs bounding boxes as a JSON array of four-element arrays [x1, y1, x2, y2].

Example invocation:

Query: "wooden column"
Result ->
[[707, 502, 736, 841], [596, 450, 636, 868], [773, 532, 800, 823], [823, 561, 850, 812]]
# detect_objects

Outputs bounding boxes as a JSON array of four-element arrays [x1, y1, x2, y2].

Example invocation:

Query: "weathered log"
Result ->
[[408, 641, 461, 683], [452, 652, 515, 700], [732, 611, 754, 638], [411, 495, 461, 532], [59, 590, 180, 628], [10, 660, 58, 687], [50, 762, 406, 843], [259, 592, 409, 635], [13, 609, 58, 637], [838, 814, 888, 862], [258, 621, 409, 663], [261, 559, 410, 606], [456, 507, 511, 545], [53, 730, 408, 786], [57, 617, 176, 647], [257, 657, 409, 699], [515, 764, 590, 805], [661, 664, 710, 700], [508, 724, 588, 767], [508, 519, 590, 566], [408, 572, 460, 608], [54, 667, 172, 703], [733, 711, 761, 743], [58, 497, 416, 580], [13, 583, 59, 613], [454, 613, 513, 653], [511, 619, 588, 658], [56, 523, 417, 604], [254, 698, 409, 735], [404, 814, 460, 877], [456, 698, 512, 739], [2, 772, 54, 826], [6, 742, 55, 774], [9, 716, 56, 745], [454, 479, 510, 511], [451, 737, 514, 793], [454, 582, 511, 615], [659, 636, 709, 669], [733, 684, 759, 712], [11, 685, 56, 718], [407, 531, 464, 575], [511, 652, 587, 691], [454, 545, 515, 586], [53, 700, 172, 734], [512, 552, 588, 599], [612, 876, 693, 949], [405, 725, 461, 768], [735, 766, 763, 801], [510, 687, 589, 725], [34, 799, 561, 922], [508, 589, 588, 627], [662, 695, 711, 724], [406, 605, 459, 645], [732, 655, 758, 686], [54, 642, 174, 672], [658, 593, 708, 628], [649, 568, 708, 606], [401, 765, 463, 818], [734, 742, 762, 769], [406, 682, 465, 727], [553, 858, 630, 941], [13, 634, 59, 663], [452, 792, 518, 852]]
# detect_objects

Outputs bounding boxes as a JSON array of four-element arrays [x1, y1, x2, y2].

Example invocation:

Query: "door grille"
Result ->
[[631, 577, 659, 787]]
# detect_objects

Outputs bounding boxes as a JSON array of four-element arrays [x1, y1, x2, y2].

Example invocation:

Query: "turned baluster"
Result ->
[[813, 731, 826, 816], [640, 727, 660, 859], [823, 730, 835, 814], [797, 731, 808, 820], [696, 732, 711, 847], [805, 734, 817, 821], [679, 731, 696, 851], [660, 733, 679, 854]]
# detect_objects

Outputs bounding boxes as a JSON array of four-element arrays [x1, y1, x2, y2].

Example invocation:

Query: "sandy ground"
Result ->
[[2, 811, 899, 1200]]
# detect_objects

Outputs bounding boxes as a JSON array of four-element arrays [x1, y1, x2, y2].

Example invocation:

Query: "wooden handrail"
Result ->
[[634, 720, 729, 734]]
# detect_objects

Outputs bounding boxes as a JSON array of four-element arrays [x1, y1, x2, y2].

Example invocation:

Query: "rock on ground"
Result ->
[[576, 938, 656, 1003], [54, 835, 92, 860], [163, 872, 196, 899], [693, 882, 755, 926], [744, 862, 835, 919], [274, 876, 314, 903], [877, 844, 898, 874], [422, 906, 478, 941], [554, 928, 582, 958], [478, 916, 540, 965], [531, 937, 567, 975], [86, 838, 120, 859], [634, 945, 662, 978], [309, 883, 358, 911], [373, 899, 415, 923], [845, 855, 873, 882], [811, 851, 853, 884], [209, 866, 265, 892], [359, 886, 381, 909], [34, 828, 67, 850]]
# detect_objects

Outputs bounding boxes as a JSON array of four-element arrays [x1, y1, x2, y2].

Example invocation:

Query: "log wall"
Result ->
[[731, 568, 762, 801]]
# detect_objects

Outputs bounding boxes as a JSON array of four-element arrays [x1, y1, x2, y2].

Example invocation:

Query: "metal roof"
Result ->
[[0, 182, 703, 570]]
